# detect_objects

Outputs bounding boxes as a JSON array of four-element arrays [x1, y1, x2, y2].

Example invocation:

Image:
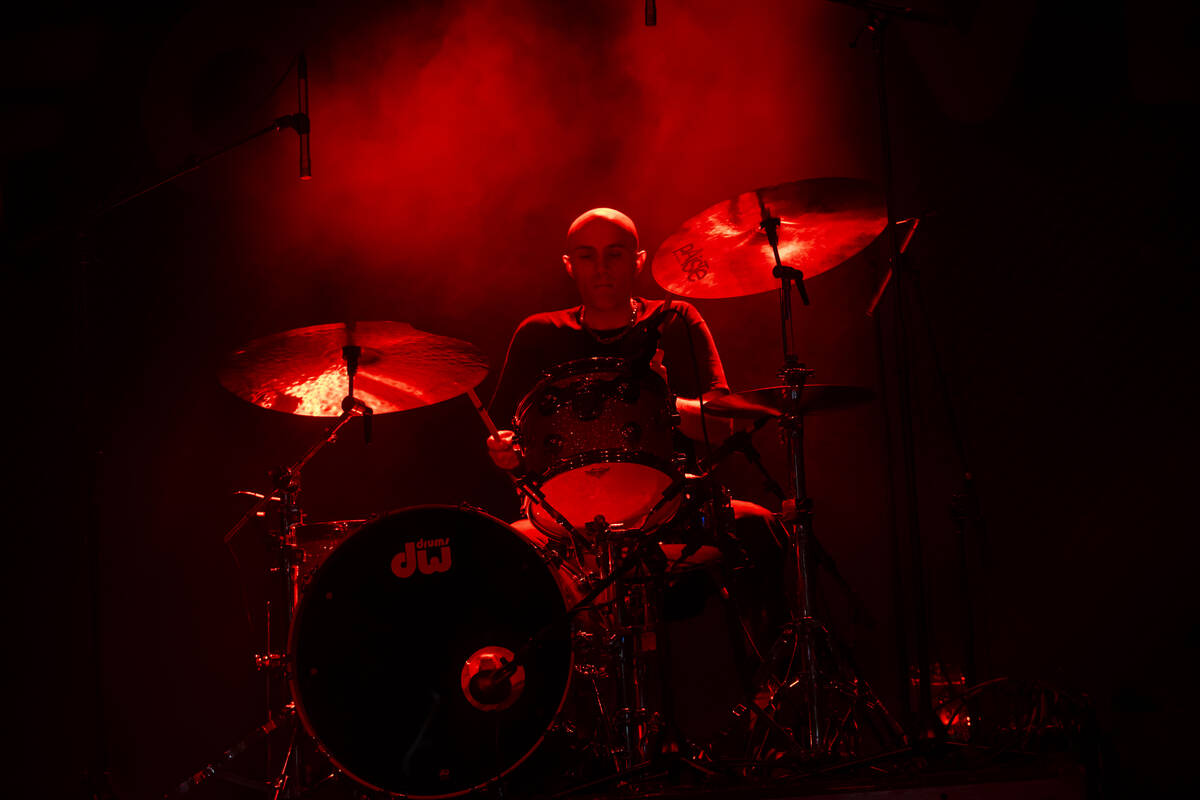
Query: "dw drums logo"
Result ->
[[391, 537, 452, 579]]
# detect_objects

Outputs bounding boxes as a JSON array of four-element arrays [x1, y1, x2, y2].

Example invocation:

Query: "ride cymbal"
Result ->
[[219, 321, 488, 416], [652, 178, 887, 299], [703, 384, 875, 418]]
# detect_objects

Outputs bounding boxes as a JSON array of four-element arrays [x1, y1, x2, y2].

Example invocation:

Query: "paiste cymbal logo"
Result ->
[[391, 537, 452, 579], [672, 242, 709, 282]]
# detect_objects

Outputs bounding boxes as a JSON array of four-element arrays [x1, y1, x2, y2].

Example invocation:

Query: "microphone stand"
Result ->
[[99, 113, 309, 216], [63, 58, 312, 798], [835, 0, 954, 747]]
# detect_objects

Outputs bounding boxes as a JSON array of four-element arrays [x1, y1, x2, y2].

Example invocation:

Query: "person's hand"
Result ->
[[486, 430, 522, 472]]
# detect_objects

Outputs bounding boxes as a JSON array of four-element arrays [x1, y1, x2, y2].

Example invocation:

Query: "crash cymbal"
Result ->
[[652, 177, 887, 299], [703, 384, 875, 418], [219, 321, 488, 416]]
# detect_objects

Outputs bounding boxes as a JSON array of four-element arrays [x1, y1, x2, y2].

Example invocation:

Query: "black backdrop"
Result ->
[[5, 2, 1197, 797]]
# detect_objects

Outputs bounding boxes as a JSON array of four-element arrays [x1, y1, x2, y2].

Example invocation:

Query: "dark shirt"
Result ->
[[488, 297, 729, 428]]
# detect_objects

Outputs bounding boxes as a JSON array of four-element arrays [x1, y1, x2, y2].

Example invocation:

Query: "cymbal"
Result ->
[[652, 177, 887, 299], [219, 321, 489, 416], [703, 384, 875, 418]]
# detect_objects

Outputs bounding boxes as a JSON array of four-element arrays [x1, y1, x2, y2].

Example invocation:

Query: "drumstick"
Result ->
[[466, 388, 503, 438], [465, 389, 585, 544]]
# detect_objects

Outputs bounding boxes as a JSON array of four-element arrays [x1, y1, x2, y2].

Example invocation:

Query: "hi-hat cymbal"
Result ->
[[219, 321, 488, 416], [703, 384, 875, 418], [652, 178, 887, 299]]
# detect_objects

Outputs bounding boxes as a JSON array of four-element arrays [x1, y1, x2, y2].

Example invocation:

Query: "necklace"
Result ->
[[580, 298, 640, 344]]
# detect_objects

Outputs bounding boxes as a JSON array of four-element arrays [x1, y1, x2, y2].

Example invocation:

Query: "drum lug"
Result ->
[[270, 544, 306, 568], [619, 422, 642, 445]]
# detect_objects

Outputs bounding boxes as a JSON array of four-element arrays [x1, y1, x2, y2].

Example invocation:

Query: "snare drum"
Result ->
[[515, 357, 682, 540], [288, 505, 578, 798]]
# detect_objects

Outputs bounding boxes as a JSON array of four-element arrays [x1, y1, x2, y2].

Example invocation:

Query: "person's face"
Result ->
[[562, 219, 646, 312]]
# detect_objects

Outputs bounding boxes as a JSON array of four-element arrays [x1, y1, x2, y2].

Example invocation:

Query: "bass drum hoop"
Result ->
[[287, 504, 574, 798]]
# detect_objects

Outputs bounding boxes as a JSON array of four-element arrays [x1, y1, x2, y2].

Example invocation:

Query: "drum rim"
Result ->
[[286, 503, 575, 799], [526, 450, 684, 539], [533, 448, 681, 484], [514, 355, 670, 422]]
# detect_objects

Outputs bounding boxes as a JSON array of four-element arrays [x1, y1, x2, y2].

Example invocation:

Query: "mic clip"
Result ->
[[273, 113, 309, 134]]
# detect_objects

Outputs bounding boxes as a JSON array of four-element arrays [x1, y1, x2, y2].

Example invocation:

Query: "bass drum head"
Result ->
[[289, 505, 572, 798]]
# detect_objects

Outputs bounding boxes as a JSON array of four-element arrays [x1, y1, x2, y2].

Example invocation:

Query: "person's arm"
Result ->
[[676, 391, 733, 443], [485, 319, 538, 472], [664, 303, 736, 443]]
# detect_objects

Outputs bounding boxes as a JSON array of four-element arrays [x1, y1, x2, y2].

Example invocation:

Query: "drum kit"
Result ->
[[178, 178, 907, 799]]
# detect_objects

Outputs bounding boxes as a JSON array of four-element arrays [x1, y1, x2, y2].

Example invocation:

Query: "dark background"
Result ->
[[4, 1, 1197, 797]]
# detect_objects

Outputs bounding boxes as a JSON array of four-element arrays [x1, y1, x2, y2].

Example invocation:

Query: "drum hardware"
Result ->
[[215, 372, 373, 796], [288, 504, 664, 798], [697, 411, 877, 633], [255, 652, 290, 672], [650, 177, 888, 301], [703, 384, 876, 419], [752, 195, 902, 761], [467, 510, 724, 783], [167, 322, 494, 798], [167, 703, 299, 797], [652, 178, 904, 766], [697, 414, 784, 501], [532, 517, 734, 797], [218, 320, 489, 417], [590, 519, 660, 769]]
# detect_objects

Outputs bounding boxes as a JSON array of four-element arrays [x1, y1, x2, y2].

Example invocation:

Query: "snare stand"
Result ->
[[546, 514, 723, 798], [590, 517, 667, 771]]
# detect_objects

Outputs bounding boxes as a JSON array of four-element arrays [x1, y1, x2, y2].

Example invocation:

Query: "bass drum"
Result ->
[[288, 505, 575, 798]]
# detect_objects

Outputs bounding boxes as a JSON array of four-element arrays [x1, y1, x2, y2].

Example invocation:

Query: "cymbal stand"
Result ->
[[166, 707, 296, 796], [746, 197, 903, 762], [702, 425, 877, 631], [212, 348, 373, 798]]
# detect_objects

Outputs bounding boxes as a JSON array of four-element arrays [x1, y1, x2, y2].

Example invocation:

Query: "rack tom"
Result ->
[[515, 357, 682, 540]]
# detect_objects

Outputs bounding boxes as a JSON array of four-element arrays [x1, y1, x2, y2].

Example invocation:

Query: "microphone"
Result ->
[[297, 52, 311, 179], [646, 1, 656, 25], [643, 301, 677, 333], [704, 428, 754, 469], [700, 415, 771, 472], [628, 302, 677, 381]]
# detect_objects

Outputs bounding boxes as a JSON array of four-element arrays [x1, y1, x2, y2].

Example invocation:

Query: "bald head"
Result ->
[[566, 207, 639, 250], [562, 207, 646, 319]]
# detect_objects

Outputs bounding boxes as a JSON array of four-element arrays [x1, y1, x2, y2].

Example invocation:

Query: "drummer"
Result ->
[[486, 207, 727, 452], [485, 207, 785, 633]]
